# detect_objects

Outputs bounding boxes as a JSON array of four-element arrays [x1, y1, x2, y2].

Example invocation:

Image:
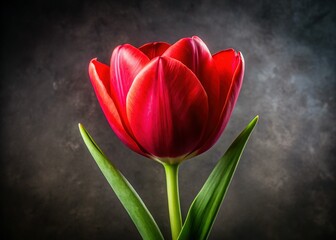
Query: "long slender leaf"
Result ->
[[178, 116, 259, 240], [78, 124, 164, 240]]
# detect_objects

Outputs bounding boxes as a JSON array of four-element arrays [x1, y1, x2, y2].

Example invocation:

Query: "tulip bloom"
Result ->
[[89, 36, 244, 164]]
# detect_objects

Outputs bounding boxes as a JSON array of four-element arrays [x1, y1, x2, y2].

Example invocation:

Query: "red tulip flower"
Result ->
[[88, 36, 244, 164], [82, 36, 256, 240]]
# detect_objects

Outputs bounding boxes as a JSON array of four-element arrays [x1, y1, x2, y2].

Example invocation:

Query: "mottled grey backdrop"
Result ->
[[1, 0, 335, 239]]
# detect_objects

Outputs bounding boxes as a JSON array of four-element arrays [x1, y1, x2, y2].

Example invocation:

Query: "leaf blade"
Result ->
[[78, 124, 164, 240], [178, 116, 259, 240]]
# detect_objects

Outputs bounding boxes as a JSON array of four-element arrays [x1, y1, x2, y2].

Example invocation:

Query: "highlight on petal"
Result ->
[[110, 44, 150, 111], [196, 51, 245, 154], [126, 56, 209, 162], [88, 59, 147, 156], [139, 42, 170, 59]]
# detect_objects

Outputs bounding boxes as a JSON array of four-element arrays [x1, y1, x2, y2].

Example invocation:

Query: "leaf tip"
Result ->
[[78, 123, 84, 132], [251, 115, 259, 126], [78, 123, 88, 138]]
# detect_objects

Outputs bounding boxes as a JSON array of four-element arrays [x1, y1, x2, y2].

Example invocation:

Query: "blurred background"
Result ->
[[1, 0, 335, 239]]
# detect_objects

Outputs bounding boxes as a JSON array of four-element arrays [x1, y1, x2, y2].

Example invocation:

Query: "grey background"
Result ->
[[1, 0, 335, 239]]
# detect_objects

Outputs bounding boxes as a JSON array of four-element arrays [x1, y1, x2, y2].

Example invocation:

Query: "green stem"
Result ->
[[163, 163, 182, 240]]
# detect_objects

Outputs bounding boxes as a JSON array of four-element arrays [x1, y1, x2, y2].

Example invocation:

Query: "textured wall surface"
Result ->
[[1, 0, 335, 239]]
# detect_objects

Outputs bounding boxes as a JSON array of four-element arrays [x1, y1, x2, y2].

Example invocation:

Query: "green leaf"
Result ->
[[178, 116, 259, 240], [78, 124, 164, 240]]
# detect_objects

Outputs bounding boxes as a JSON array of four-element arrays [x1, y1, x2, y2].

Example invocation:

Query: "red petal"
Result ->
[[88, 59, 147, 156], [213, 49, 241, 108], [163, 36, 221, 144], [139, 42, 170, 59], [163, 36, 219, 92], [217, 51, 244, 134], [126, 57, 209, 161], [110, 44, 150, 113], [196, 51, 244, 154]]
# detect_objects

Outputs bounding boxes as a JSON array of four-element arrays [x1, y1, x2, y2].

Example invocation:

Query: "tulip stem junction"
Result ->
[[163, 163, 182, 240]]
